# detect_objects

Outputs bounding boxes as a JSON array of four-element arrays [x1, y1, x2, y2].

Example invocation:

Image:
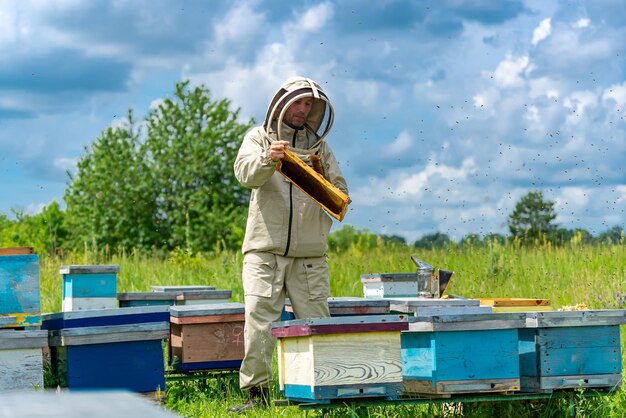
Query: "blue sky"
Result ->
[[1, 0, 625, 243]]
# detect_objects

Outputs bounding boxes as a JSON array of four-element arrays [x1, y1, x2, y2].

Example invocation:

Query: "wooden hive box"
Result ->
[[389, 297, 485, 316], [519, 309, 626, 392], [0, 329, 47, 391], [42, 306, 169, 393], [60, 265, 119, 311], [360, 273, 420, 298], [479, 298, 552, 312], [169, 302, 245, 372], [402, 312, 524, 395], [118, 289, 231, 308], [271, 314, 411, 403], [0, 247, 41, 328]]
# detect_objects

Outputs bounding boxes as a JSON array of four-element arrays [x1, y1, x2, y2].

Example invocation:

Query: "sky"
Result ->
[[1, 0, 625, 243]]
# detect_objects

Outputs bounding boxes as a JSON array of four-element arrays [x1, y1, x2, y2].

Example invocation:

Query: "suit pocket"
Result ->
[[303, 256, 330, 300], [243, 252, 277, 297]]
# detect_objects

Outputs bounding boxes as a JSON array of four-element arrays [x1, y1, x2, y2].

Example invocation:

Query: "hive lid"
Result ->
[[169, 302, 245, 317], [525, 309, 626, 327], [271, 314, 410, 337], [59, 265, 120, 275]]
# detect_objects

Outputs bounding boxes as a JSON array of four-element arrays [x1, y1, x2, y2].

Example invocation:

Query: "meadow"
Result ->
[[38, 241, 626, 417]]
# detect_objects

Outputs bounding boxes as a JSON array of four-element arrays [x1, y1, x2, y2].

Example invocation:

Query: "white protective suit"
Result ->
[[233, 76, 349, 390]]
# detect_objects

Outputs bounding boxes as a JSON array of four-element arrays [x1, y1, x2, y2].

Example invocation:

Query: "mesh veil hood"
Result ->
[[262, 76, 334, 147]]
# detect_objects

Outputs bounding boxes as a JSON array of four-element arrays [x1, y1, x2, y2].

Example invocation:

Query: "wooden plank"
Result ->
[[479, 298, 550, 307], [48, 322, 169, 346], [0, 330, 47, 349], [0, 316, 16, 327], [520, 374, 622, 392], [170, 313, 244, 325], [152, 285, 215, 292], [272, 314, 410, 337], [404, 378, 520, 395], [407, 312, 526, 332], [0, 313, 41, 328], [0, 347, 44, 391], [59, 265, 120, 274], [388, 297, 480, 310], [175, 290, 231, 301], [0, 246, 34, 256], [62, 297, 118, 311], [43, 305, 169, 322], [169, 302, 244, 318], [525, 310, 626, 327]]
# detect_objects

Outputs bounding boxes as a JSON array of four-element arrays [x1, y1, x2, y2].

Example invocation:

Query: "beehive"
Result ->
[[42, 306, 169, 392], [0, 247, 41, 328], [60, 265, 119, 311], [519, 309, 626, 392], [284, 296, 391, 318], [389, 297, 485, 316], [169, 302, 245, 372], [272, 315, 410, 402], [118, 289, 231, 307], [402, 313, 524, 395], [0, 329, 47, 391]]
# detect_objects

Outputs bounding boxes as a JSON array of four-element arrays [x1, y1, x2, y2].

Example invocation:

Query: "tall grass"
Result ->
[[38, 242, 626, 417]]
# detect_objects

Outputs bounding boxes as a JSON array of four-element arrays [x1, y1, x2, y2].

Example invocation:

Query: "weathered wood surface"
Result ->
[[518, 324, 622, 392], [0, 316, 16, 327], [404, 378, 520, 395], [272, 314, 410, 338], [408, 312, 526, 332], [0, 390, 180, 417], [0, 254, 41, 317], [520, 374, 622, 392], [170, 320, 245, 364], [389, 297, 481, 314], [284, 297, 391, 315], [48, 322, 169, 346], [525, 310, 626, 327], [360, 273, 419, 283], [118, 289, 231, 302], [0, 329, 47, 349], [0, 347, 44, 391], [169, 302, 245, 318], [59, 265, 120, 274], [151, 285, 215, 292], [62, 297, 118, 311], [402, 327, 520, 395], [170, 313, 244, 325], [396, 306, 492, 316], [480, 298, 551, 307], [278, 331, 403, 393], [43, 306, 169, 331], [0, 246, 34, 256]]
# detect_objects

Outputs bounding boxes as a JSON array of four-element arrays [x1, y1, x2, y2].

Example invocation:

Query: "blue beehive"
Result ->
[[519, 309, 626, 392], [0, 247, 41, 328], [402, 312, 524, 395], [118, 289, 231, 308], [42, 306, 169, 393], [60, 265, 119, 311]]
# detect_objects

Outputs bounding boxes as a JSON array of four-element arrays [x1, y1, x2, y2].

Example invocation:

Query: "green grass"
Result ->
[[38, 242, 626, 417]]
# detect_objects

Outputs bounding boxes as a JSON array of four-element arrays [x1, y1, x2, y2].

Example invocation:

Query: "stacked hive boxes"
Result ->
[[0, 247, 47, 392]]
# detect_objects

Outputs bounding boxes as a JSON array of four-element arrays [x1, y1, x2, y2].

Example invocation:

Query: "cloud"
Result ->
[[385, 130, 413, 157], [493, 54, 529, 87], [532, 18, 552, 45], [573, 18, 590, 28]]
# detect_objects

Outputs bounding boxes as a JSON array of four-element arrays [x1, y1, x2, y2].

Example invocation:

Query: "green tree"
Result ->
[[0, 202, 66, 255], [413, 232, 452, 249], [144, 81, 253, 252], [508, 190, 557, 243], [596, 225, 624, 245], [64, 110, 159, 251], [328, 225, 378, 252]]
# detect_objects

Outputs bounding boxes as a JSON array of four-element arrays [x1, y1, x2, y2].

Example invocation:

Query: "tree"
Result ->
[[0, 202, 66, 255], [64, 110, 159, 251], [413, 232, 452, 249], [144, 81, 253, 251], [596, 225, 624, 245], [64, 81, 254, 253], [508, 190, 557, 243]]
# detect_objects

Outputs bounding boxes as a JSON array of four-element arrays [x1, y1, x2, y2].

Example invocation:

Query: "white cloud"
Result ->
[[493, 54, 529, 88], [563, 90, 598, 125], [602, 81, 626, 108], [53, 157, 77, 172], [385, 130, 412, 156], [532, 18, 552, 45], [214, 2, 265, 44], [283, 2, 332, 34], [572, 18, 590, 29]]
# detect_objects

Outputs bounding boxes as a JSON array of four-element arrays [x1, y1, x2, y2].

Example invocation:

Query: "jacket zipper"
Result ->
[[283, 130, 297, 256]]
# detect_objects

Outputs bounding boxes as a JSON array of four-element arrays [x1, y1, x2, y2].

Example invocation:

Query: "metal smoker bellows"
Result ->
[[411, 255, 454, 298]]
